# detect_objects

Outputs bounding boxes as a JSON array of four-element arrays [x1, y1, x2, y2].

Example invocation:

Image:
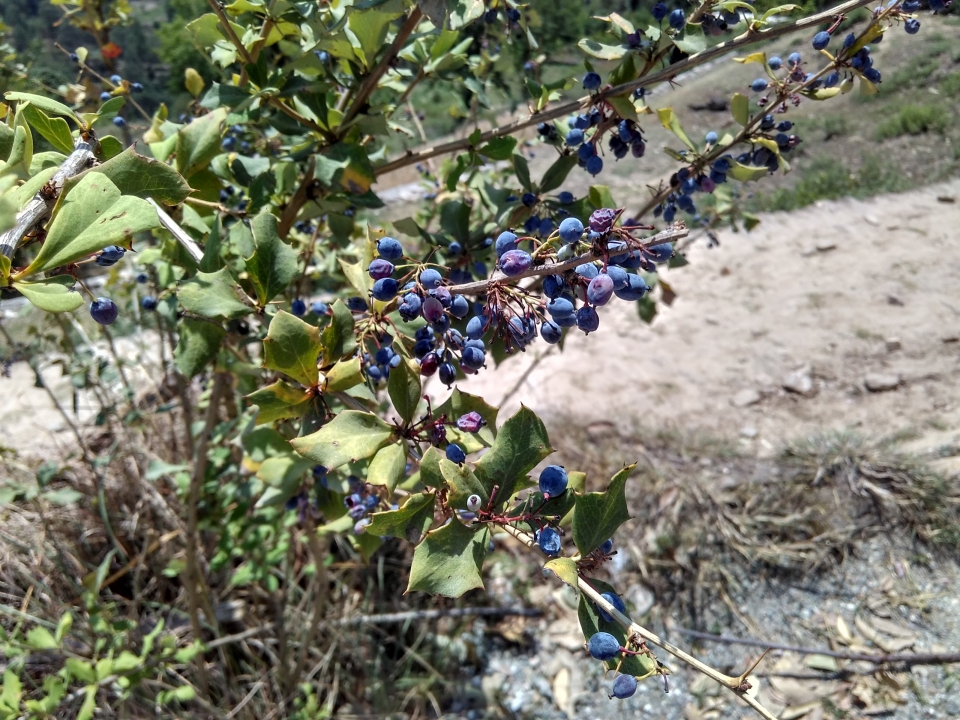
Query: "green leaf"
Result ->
[[578, 39, 627, 60], [366, 491, 435, 541], [98, 135, 123, 160], [388, 358, 422, 426], [26, 626, 57, 650], [367, 441, 407, 491], [4, 92, 78, 124], [544, 557, 579, 588], [578, 578, 656, 676], [673, 27, 707, 55], [247, 380, 311, 424], [20, 105, 74, 155], [81, 146, 192, 205], [588, 185, 616, 210], [512, 153, 531, 191], [418, 446, 445, 489], [731, 93, 749, 126], [656, 107, 695, 151], [539, 154, 579, 194], [0, 670, 21, 713], [727, 162, 769, 183], [477, 136, 517, 161], [65, 659, 96, 684], [13, 277, 83, 312], [77, 685, 96, 720], [808, 87, 841, 100], [434, 388, 498, 454], [474, 406, 552, 505], [0, 122, 31, 179], [245, 211, 298, 306], [606, 94, 637, 123], [263, 310, 323, 387], [449, 0, 485, 29], [176, 107, 227, 177], [572, 464, 633, 556], [325, 357, 363, 393], [179, 268, 251, 320], [347, 6, 405, 69], [407, 520, 488, 597], [440, 457, 489, 509], [174, 317, 225, 377], [338, 257, 370, 298], [20, 174, 159, 276], [760, 3, 800, 21], [320, 300, 356, 365], [291, 410, 393, 470]]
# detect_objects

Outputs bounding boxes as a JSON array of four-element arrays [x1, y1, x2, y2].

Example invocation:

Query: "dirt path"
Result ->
[[458, 179, 960, 470]]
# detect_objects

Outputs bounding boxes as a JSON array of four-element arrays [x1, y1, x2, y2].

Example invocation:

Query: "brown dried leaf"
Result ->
[[836, 616, 853, 645], [868, 616, 916, 639]]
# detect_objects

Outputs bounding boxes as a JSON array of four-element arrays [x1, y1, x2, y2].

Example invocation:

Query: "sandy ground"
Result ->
[[456, 179, 960, 471]]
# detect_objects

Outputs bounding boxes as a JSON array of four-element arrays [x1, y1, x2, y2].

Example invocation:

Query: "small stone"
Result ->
[[740, 426, 758, 438], [732, 389, 761, 407], [626, 583, 656, 617], [815, 240, 837, 252], [865, 373, 900, 392], [942, 334, 959, 344], [887, 295, 904, 306], [863, 214, 880, 226], [936, 195, 956, 204], [885, 337, 901, 352], [783, 366, 814, 396], [586, 420, 617, 442]]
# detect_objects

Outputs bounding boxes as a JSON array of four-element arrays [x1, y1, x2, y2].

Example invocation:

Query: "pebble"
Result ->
[[783, 366, 814, 396], [864, 373, 900, 392], [732, 388, 761, 407], [885, 337, 901, 352]]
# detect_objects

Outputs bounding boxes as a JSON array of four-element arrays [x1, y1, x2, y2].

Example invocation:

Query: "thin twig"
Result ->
[[374, 0, 880, 177], [148, 198, 205, 264], [673, 627, 960, 666]]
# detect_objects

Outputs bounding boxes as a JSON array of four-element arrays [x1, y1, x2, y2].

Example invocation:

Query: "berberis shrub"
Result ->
[[0, 0, 937, 716]]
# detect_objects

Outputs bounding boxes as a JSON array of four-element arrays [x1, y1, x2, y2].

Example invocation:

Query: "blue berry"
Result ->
[[419, 268, 442, 289], [653, 2, 667, 21], [500, 249, 532, 277], [461, 345, 485, 370], [221, 136, 237, 151], [539, 465, 568, 497], [89, 297, 118, 325], [669, 8, 686, 29], [583, 72, 602, 90], [131, 82, 144, 92], [768, 56, 783, 70], [812, 31, 830, 50], [788, 51, 802, 66], [316, 50, 330, 63], [450, 295, 470, 319], [448, 241, 462, 255], [565, 128, 585, 147], [558, 217, 584, 243], [100, 91, 111, 102], [612, 674, 638, 699], [615, 274, 648, 301], [585, 155, 603, 175], [368, 258, 395, 280], [136, 272, 149, 284], [538, 218, 553, 237], [96, 245, 125, 266], [864, 67, 881, 83], [575, 263, 599, 280], [576, 307, 600, 334], [495, 231, 518, 257], [705, 131, 718, 144], [600, 538, 614, 554], [577, 142, 597, 162], [588, 632, 620, 661], [522, 192, 537, 207], [598, 592, 627, 622], [506, 7, 520, 21], [346, 297, 368, 312], [547, 297, 575, 318], [537, 527, 562, 556], [558, 191, 574, 204], [587, 274, 614, 306], [904, 18, 919, 34], [291, 298, 306, 316], [70, 52, 79, 62], [605, 266, 629, 290], [371, 278, 399, 301], [751, 78, 768, 92], [112, 116, 126, 127], [466, 315, 486, 340], [542, 275, 565, 299], [377, 237, 403, 260], [141, 296, 157, 311], [109, 74, 122, 84], [541, 320, 562, 344], [446, 443, 466, 464]]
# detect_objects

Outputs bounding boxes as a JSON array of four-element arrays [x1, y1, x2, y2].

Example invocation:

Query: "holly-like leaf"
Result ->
[[20, 174, 159, 276], [325, 357, 363, 393], [656, 107, 695, 151], [407, 520, 488, 597], [78, 146, 192, 205], [440, 457, 488, 509], [13, 276, 83, 313], [731, 93, 749, 126], [176, 107, 227, 178], [572, 465, 633, 556], [291, 410, 393, 470], [539, 154, 579, 194], [606, 94, 637, 123], [388, 358, 422, 426], [179, 268, 251, 320], [263, 310, 323, 387], [174, 317, 225, 377], [578, 39, 628, 60], [366, 491, 435, 541], [544, 557, 579, 589], [449, 0, 484, 29], [4, 92, 78, 124], [245, 211, 298, 306], [577, 578, 656, 676], [320, 299, 356, 365], [418, 446, 444, 489], [246, 380, 311, 425], [434, 388, 498, 453], [727, 162, 769, 183], [474, 406, 552, 505], [20, 104, 74, 155], [367, 441, 408, 491], [477, 136, 517, 161]]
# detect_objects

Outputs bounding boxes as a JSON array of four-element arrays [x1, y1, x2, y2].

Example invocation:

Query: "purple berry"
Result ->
[[576, 306, 600, 334], [587, 273, 615, 306], [589, 208, 617, 234], [368, 258, 394, 280], [421, 296, 445, 323], [500, 249, 532, 276], [90, 297, 118, 325], [456, 411, 484, 433]]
